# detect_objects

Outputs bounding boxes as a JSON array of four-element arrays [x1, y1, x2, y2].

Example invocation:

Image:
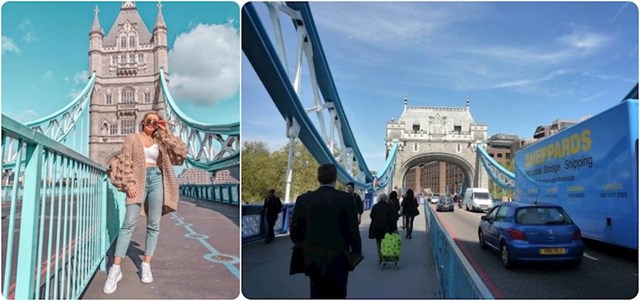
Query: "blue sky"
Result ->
[[242, 2, 638, 171], [2, 1, 239, 125]]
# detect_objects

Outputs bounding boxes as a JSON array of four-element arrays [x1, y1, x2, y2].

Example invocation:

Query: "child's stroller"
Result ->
[[380, 232, 402, 270]]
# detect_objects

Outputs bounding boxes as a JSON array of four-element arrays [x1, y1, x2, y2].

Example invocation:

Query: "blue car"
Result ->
[[478, 202, 584, 269]]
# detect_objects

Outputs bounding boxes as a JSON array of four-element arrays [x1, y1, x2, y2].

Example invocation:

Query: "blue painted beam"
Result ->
[[242, 3, 370, 190], [286, 2, 373, 183]]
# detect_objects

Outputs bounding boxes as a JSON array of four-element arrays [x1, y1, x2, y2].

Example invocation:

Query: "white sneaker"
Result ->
[[141, 262, 153, 284], [103, 265, 122, 294]]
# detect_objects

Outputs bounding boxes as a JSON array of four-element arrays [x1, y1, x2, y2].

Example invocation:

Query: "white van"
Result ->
[[463, 188, 493, 212]]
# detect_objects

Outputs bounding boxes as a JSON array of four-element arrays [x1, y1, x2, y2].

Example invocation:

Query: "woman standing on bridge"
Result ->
[[104, 111, 187, 294], [400, 189, 419, 239]]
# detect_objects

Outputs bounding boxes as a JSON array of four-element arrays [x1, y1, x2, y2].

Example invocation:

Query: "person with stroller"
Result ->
[[400, 189, 419, 239], [369, 193, 399, 264]]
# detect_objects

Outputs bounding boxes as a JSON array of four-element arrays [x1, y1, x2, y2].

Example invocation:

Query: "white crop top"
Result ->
[[144, 144, 159, 164]]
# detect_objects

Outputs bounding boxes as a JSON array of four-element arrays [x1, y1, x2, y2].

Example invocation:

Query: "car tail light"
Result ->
[[573, 228, 582, 241], [508, 228, 527, 241]]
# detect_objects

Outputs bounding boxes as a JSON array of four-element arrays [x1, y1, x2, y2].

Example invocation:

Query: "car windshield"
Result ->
[[515, 207, 573, 225], [474, 192, 490, 199]]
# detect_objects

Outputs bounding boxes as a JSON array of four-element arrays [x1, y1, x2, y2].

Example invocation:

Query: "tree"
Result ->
[[241, 141, 279, 204]]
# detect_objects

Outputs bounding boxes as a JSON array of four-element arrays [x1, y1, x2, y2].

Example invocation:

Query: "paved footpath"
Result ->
[[81, 196, 239, 299], [242, 205, 441, 299]]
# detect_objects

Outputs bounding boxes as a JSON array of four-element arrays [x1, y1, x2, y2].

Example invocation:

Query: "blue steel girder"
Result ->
[[476, 144, 515, 190], [159, 70, 240, 172], [26, 72, 96, 143], [373, 141, 399, 191], [285, 2, 373, 183], [243, 3, 370, 190]]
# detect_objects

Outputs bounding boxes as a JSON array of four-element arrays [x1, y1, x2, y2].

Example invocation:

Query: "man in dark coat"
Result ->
[[263, 189, 283, 244], [346, 182, 364, 224], [290, 164, 362, 299]]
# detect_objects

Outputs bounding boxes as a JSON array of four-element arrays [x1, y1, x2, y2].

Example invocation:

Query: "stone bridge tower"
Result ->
[[88, 1, 169, 164], [386, 97, 488, 193]]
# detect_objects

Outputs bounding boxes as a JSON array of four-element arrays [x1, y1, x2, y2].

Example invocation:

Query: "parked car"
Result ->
[[478, 202, 584, 269], [436, 197, 455, 212], [463, 188, 493, 212], [429, 194, 440, 204]]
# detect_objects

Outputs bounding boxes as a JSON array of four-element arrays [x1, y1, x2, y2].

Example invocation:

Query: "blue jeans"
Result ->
[[114, 167, 164, 258]]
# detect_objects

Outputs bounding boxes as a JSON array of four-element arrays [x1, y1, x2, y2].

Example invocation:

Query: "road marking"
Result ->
[[583, 253, 598, 261], [170, 213, 240, 279]]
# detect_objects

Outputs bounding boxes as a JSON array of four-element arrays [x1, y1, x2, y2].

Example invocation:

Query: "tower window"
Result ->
[[497, 153, 503, 158], [129, 54, 135, 63], [454, 125, 462, 133], [110, 123, 118, 135], [121, 119, 136, 135], [413, 123, 420, 132], [456, 143, 461, 153], [111, 56, 116, 65], [120, 55, 125, 64], [121, 88, 135, 103], [138, 53, 144, 63], [129, 36, 136, 48], [413, 143, 418, 152], [120, 37, 126, 48], [144, 92, 151, 103], [105, 94, 112, 105]]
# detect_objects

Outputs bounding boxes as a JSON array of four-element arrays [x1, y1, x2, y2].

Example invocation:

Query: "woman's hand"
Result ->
[[156, 120, 169, 133], [126, 185, 137, 199]]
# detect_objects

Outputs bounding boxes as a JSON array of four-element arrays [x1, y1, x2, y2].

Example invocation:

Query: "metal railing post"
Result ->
[[15, 143, 44, 299]]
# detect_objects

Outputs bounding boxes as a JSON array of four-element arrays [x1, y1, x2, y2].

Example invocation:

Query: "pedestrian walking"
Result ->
[[368, 193, 399, 263], [290, 163, 362, 299], [389, 191, 401, 227], [401, 189, 419, 239], [104, 111, 187, 294], [263, 189, 283, 244], [346, 182, 364, 224]]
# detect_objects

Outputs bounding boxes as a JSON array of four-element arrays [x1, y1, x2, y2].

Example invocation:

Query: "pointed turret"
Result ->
[[90, 5, 103, 36], [89, 5, 104, 76], [154, 1, 167, 30], [153, 1, 169, 73]]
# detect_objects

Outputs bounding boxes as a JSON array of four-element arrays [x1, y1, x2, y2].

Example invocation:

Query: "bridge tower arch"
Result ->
[[386, 97, 489, 193]]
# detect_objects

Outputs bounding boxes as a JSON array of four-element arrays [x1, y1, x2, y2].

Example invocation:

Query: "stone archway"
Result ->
[[393, 152, 475, 194]]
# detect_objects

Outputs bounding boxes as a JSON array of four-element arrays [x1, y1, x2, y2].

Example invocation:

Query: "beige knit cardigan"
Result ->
[[112, 132, 188, 215]]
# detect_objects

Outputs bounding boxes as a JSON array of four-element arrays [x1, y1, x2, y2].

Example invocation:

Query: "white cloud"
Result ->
[[73, 70, 89, 84], [489, 69, 572, 89], [43, 70, 53, 81], [2, 36, 20, 53], [9, 109, 39, 123], [168, 23, 239, 107], [556, 31, 608, 51], [19, 18, 36, 43]]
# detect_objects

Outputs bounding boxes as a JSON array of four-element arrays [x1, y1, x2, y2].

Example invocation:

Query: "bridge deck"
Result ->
[[242, 205, 441, 298], [81, 196, 239, 299]]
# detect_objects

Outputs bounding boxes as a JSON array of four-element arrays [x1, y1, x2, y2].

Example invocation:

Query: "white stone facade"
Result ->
[[88, 2, 169, 164], [386, 98, 488, 191]]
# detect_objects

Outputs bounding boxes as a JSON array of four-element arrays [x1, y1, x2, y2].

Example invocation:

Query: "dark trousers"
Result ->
[[376, 238, 383, 262], [405, 215, 415, 237], [309, 271, 348, 299], [266, 218, 277, 242]]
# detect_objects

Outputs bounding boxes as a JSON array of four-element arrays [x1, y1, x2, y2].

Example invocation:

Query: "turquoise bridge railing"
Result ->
[[180, 184, 240, 206], [159, 69, 240, 172], [1, 115, 126, 299], [425, 203, 493, 299], [476, 144, 515, 190]]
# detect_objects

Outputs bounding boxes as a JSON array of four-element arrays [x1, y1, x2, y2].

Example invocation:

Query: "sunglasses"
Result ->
[[144, 119, 160, 126]]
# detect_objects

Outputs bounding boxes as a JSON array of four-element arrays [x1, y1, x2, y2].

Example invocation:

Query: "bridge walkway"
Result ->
[[81, 196, 240, 299], [242, 205, 441, 298]]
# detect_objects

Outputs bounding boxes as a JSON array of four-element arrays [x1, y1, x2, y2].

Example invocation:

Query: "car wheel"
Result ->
[[500, 242, 513, 269], [478, 230, 487, 249], [466, 204, 470, 211]]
